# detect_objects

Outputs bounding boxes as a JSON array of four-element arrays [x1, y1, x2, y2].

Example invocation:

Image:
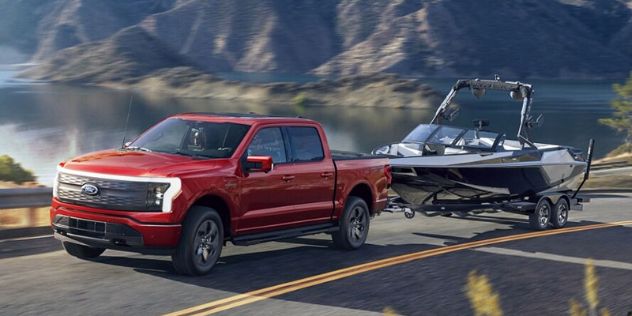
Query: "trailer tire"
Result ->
[[332, 197, 370, 250], [551, 198, 569, 228], [529, 198, 552, 231], [172, 206, 224, 276]]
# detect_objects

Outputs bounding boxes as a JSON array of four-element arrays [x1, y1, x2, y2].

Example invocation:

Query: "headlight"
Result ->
[[53, 172, 59, 198], [146, 183, 170, 211]]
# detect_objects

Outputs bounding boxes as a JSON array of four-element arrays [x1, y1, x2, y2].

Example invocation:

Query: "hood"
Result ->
[[61, 149, 219, 177]]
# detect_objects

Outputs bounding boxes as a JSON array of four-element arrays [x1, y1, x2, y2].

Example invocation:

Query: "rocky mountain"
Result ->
[[19, 26, 194, 83], [139, 0, 341, 72], [316, 0, 632, 78], [5, 0, 632, 78], [0, 0, 177, 62]]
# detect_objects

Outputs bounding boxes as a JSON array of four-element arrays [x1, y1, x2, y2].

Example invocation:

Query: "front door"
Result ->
[[237, 127, 297, 234]]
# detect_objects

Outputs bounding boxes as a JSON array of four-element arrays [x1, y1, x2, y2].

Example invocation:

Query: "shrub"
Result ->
[[0, 155, 36, 184]]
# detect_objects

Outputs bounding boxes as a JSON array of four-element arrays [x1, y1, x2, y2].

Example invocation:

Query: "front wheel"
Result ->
[[529, 198, 552, 231], [62, 242, 105, 259], [332, 197, 370, 250], [172, 206, 224, 276]]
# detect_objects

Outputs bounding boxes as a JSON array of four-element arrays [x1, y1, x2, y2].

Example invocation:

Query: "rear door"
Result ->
[[285, 126, 336, 222]]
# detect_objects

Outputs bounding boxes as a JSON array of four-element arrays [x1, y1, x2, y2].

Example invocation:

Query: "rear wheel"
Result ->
[[332, 197, 370, 250], [62, 242, 105, 259], [172, 206, 224, 276], [529, 198, 552, 231], [551, 198, 569, 228]]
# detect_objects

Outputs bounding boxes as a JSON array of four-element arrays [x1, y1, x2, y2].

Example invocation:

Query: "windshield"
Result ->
[[403, 124, 440, 142], [129, 118, 250, 158]]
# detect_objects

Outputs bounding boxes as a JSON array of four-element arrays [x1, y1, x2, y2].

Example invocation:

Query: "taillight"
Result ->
[[384, 165, 392, 186]]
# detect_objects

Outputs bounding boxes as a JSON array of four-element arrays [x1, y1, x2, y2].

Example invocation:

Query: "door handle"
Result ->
[[282, 175, 295, 182], [321, 172, 334, 178]]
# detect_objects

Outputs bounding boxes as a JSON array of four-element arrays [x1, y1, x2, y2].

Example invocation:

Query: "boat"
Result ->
[[373, 77, 594, 230]]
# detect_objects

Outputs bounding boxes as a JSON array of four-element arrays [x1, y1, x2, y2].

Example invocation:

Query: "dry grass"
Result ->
[[465, 271, 503, 316], [584, 176, 632, 189], [459, 260, 618, 316]]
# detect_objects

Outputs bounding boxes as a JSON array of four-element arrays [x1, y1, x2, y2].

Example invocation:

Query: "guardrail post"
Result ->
[[28, 207, 37, 226]]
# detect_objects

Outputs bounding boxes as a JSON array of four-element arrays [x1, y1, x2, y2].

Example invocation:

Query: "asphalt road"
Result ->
[[1, 193, 631, 316]]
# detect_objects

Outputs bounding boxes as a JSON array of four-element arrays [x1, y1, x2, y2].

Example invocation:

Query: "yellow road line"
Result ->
[[164, 220, 632, 316]]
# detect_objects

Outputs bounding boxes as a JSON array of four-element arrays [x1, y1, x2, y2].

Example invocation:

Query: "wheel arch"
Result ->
[[192, 195, 232, 238], [348, 183, 374, 216]]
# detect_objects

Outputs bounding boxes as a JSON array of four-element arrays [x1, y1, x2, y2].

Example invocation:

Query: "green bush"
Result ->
[[292, 92, 307, 107], [599, 72, 632, 154], [0, 155, 36, 184]]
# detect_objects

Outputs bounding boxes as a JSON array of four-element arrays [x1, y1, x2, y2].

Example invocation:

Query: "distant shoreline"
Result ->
[[18, 66, 445, 108]]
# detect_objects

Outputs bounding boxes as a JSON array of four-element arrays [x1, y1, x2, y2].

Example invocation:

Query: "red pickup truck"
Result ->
[[51, 113, 390, 275]]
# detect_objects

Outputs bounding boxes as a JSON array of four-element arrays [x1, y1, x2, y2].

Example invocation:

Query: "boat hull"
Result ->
[[389, 149, 586, 205]]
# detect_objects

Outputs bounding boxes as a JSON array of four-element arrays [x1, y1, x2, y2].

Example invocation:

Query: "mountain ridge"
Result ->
[[3, 0, 632, 78]]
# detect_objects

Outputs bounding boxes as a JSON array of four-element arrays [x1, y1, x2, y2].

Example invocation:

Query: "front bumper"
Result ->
[[51, 205, 182, 252]]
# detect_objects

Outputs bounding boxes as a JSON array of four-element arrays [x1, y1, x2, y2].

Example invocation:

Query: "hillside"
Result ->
[[19, 26, 194, 83], [5, 0, 632, 78], [0, 0, 177, 63], [315, 0, 632, 78], [105, 68, 444, 108]]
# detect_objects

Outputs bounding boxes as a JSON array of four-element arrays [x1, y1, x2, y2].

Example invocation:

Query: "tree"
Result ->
[[599, 72, 632, 155], [0, 155, 36, 184]]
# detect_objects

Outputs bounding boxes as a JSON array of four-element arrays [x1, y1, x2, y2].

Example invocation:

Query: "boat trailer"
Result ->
[[384, 139, 595, 231]]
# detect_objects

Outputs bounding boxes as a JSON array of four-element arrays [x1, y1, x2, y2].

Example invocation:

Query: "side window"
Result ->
[[247, 128, 287, 163], [288, 127, 324, 162]]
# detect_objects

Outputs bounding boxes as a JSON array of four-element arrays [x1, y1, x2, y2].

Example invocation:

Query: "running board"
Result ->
[[232, 223, 338, 246]]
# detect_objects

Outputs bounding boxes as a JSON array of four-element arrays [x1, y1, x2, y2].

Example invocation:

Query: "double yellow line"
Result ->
[[164, 220, 632, 316]]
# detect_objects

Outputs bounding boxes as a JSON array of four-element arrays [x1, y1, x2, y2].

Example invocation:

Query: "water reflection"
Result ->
[[0, 73, 620, 186]]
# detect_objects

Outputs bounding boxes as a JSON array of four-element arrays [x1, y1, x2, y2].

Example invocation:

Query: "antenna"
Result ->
[[121, 95, 134, 149]]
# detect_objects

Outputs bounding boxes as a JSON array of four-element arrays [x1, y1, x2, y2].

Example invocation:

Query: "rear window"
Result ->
[[288, 127, 324, 162]]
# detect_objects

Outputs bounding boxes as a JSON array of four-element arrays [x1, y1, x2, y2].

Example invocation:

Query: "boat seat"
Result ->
[[444, 147, 469, 155]]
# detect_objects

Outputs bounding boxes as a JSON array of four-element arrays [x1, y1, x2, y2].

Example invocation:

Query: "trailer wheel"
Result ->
[[551, 198, 569, 228], [529, 198, 552, 231], [172, 206, 224, 276], [332, 197, 369, 250]]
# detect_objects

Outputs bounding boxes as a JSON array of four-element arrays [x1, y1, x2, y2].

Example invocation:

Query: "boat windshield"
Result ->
[[402, 124, 503, 151], [403, 124, 440, 143]]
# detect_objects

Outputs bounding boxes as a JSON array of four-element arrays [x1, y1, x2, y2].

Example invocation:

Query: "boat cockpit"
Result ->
[[374, 122, 519, 157]]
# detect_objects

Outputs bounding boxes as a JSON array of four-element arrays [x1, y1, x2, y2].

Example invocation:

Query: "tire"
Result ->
[[529, 198, 552, 231], [551, 198, 569, 228], [440, 212, 453, 217], [172, 206, 224, 276], [62, 241, 105, 259], [332, 197, 370, 250]]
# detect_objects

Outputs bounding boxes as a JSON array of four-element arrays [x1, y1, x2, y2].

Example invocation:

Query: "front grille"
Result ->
[[57, 173, 149, 211], [58, 173, 146, 191]]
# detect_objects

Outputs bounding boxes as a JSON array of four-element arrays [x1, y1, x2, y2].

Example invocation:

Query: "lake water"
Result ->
[[0, 68, 622, 186]]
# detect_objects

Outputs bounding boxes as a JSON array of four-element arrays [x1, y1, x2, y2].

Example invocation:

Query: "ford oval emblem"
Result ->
[[81, 184, 99, 196]]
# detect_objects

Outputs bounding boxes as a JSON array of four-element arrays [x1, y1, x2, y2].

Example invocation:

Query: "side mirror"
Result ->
[[124, 142, 132, 148], [473, 119, 490, 129], [243, 156, 274, 173]]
